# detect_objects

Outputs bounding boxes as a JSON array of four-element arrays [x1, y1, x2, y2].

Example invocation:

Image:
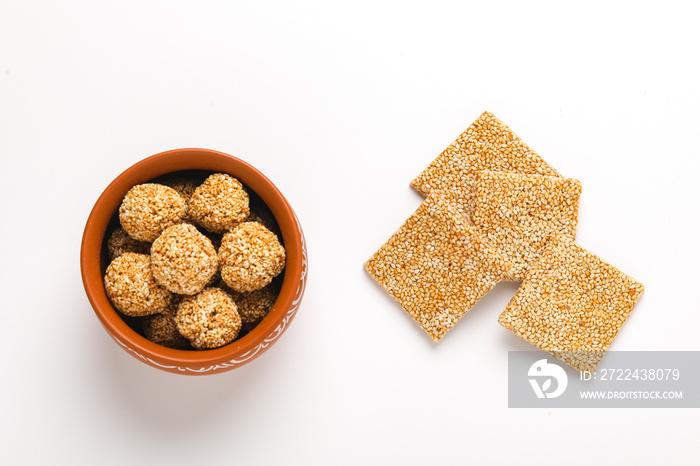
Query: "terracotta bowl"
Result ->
[[80, 148, 307, 375]]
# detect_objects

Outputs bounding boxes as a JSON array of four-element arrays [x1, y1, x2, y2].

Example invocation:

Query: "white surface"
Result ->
[[1, 1, 699, 464]]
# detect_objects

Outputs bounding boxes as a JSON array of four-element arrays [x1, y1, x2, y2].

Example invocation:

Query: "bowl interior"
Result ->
[[81, 148, 303, 367]]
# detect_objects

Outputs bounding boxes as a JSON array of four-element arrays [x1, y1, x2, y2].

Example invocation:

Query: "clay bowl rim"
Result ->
[[80, 148, 304, 369]]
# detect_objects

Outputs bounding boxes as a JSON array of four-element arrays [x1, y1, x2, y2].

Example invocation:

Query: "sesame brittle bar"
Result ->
[[410, 111, 560, 221], [364, 193, 512, 342], [498, 236, 645, 372], [472, 170, 582, 281]]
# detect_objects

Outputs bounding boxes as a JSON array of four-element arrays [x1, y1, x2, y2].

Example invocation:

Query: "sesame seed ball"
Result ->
[[162, 177, 201, 202], [219, 221, 286, 293], [228, 284, 278, 334], [142, 298, 191, 350], [119, 183, 187, 242], [104, 252, 174, 317], [107, 227, 151, 261], [245, 212, 279, 236], [175, 287, 242, 349], [162, 177, 204, 222], [150, 223, 219, 295], [188, 173, 250, 234]]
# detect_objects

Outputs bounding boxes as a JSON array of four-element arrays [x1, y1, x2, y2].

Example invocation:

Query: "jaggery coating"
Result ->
[[104, 252, 174, 317], [176, 287, 242, 349], [107, 227, 151, 261], [188, 173, 250, 234], [150, 223, 219, 295], [119, 183, 186, 241], [219, 222, 286, 293], [142, 298, 190, 350]]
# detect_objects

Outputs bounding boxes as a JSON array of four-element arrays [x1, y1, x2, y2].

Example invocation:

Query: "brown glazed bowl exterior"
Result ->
[[80, 148, 307, 375]]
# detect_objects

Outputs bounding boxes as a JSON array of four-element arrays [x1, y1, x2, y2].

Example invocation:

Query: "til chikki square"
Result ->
[[410, 111, 560, 221], [364, 193, 511, 342], [498, 236, 644, 372], [471, 170, 582, 281]]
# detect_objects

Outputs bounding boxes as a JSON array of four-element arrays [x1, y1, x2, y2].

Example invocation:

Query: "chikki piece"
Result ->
[[472, 171, 582, 281], [363, 193, 512, 342], [498, 236, 645, 372], [410, 111, 560, 221]]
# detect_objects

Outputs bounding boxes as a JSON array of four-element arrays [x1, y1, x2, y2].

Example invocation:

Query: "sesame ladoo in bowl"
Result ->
[[81, 148, 307, 375]]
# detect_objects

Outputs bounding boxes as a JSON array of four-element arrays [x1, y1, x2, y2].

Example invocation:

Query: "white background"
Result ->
[[1, 1, 699, 464]]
